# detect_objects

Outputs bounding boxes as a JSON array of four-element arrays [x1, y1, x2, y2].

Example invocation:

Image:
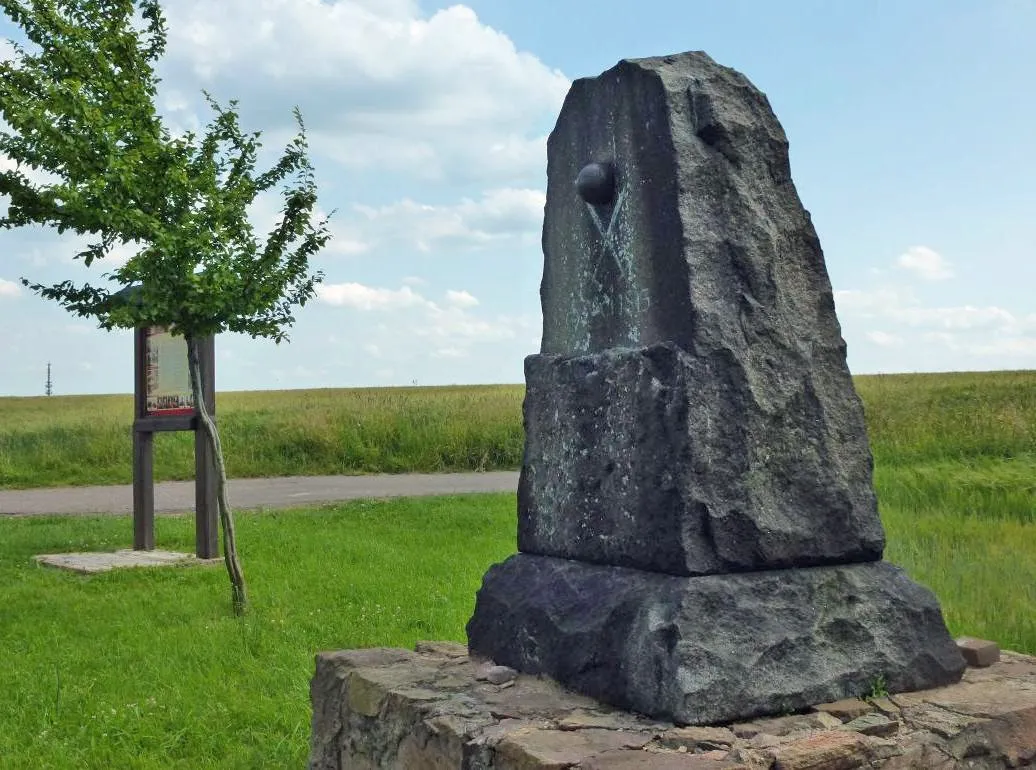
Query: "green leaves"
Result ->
[[1, 1, 168, 236], [2, 0, 330, 342]]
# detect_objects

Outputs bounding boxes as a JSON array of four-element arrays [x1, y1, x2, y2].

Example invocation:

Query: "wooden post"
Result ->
[[133, 430, 155, 550], [132, 327, 155, 550]]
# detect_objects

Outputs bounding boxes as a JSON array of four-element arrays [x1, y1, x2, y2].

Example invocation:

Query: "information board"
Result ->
[[145, 327, 194, 415]]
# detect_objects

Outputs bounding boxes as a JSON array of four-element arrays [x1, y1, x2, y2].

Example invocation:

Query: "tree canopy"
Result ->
[[0, 0, 331, 339]]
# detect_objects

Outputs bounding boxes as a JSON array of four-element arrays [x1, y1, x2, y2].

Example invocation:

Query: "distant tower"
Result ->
[[45, 362, 52, 396]]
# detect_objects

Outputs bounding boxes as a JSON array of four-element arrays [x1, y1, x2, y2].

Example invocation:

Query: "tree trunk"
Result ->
[[187, 335, 248, 615]]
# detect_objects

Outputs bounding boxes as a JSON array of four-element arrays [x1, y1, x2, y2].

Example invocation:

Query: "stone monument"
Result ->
[[466, 51, 965, 726]]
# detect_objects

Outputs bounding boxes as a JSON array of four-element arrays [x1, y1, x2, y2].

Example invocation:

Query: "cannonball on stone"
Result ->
[[575, 162, 615, 205]]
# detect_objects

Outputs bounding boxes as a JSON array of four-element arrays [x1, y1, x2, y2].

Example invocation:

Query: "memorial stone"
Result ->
[[467, 51, 965, 726]]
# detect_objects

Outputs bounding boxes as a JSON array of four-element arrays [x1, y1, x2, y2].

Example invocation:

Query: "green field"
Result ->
[[3, 371, 1035, 492], [855, 371, 1036, 654], [0, 385, 526, 488], [0, 372, 1034, 767]]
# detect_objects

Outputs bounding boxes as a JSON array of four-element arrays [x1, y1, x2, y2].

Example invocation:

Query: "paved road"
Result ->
[[0, 471, 520, 516]]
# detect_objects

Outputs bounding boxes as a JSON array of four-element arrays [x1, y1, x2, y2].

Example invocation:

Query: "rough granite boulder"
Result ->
[[520, 51, 884, 573], [467, 554, 966, 726]]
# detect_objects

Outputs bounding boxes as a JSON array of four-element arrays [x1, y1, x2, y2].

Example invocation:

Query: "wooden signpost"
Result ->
[[133, 327, 218, 558]]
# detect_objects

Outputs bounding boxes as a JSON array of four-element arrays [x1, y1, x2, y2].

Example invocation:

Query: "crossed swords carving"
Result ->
[[584, 187, 628, 273]]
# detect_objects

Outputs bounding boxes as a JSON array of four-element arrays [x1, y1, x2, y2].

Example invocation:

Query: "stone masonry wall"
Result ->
[[308, 641, 1036, 769]]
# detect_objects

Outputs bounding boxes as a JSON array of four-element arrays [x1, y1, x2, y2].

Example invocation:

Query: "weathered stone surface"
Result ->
[[559, 710, 661, 733], [899, 705, 988, 739], [957, 637, 1001, 668], [540, 52, 831, 358], [868, 698, 901, 718], [520, 50, 885, 576], [579, 750, 751, 769], [659, 725, 736, 750], [771, 731, 870, 769], [518, 345, 885, 575], [881, 741, 957, 769], [308, 642, 1036, 768], [732, 713, 841, 739], [842, 713, 899, 738], [926, 680, 1036, 719], [964, 650, 1036, 683], [416, 641, 470, 659], [479, 677, 602, 721], [947, 706, 1036, 767], [497, 728, 652, 770], [477, 664, 519, 685], [813, 699, 873, 722], [467, 555, 965, 725]]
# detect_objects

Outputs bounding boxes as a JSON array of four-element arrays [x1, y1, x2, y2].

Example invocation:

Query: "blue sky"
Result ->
[[1, 0, 1034, 396]]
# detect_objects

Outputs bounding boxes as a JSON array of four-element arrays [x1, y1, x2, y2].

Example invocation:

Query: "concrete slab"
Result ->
[[34, 549, 223, 574]]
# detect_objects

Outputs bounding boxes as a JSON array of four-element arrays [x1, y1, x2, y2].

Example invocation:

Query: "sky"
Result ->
[[1, 0, 1034, 397]]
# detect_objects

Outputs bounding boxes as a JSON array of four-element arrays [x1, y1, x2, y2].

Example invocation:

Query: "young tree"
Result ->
[[0, 0, 331, 614]]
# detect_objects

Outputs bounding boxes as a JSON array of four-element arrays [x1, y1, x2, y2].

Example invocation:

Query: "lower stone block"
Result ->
[[466, 554, 965, 725]]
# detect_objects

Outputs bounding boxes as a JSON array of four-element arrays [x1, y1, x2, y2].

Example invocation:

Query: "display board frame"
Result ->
[[132, 328, 217, 558]]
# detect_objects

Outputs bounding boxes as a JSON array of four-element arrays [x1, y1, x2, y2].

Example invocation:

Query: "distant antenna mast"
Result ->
[[46, 362, 53, 396]]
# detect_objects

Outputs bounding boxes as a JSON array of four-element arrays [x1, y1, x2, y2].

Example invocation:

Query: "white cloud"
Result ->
[[316, 282, 429, 311], [837, 285, 1036, 369], [835, 288, 1014, 331], [324, 228, 369, 257], [419, 306, 522, 344], [0, 278, 21, 298], [157, 0, 569, 183], [896, 246, 954, 281], [921, 331, 1036, 358], [460, 188, 545, 235], [351, 188, 544, 252], [893, 305, 1015, 330], [432, 347, 467, 359], [865, 331, 903, 347], [920, 331, 956, 343], [446, 289, 479, 308], [968, 337, 1036, 357], [315, 280, 533, 358], [834, 288, 916, 315]]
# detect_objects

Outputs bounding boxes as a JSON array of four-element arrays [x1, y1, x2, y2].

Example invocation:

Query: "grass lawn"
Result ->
[[0, 495, 516, 769], [2, 487, 1035, 767]]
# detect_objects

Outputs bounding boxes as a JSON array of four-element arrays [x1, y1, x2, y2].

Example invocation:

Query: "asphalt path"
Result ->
[[0, 471, 520, 516]]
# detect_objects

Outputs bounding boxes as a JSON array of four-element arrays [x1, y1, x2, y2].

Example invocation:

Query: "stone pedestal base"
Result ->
[[308, 641, 1036, 769], [467, 555, 965, 726]]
